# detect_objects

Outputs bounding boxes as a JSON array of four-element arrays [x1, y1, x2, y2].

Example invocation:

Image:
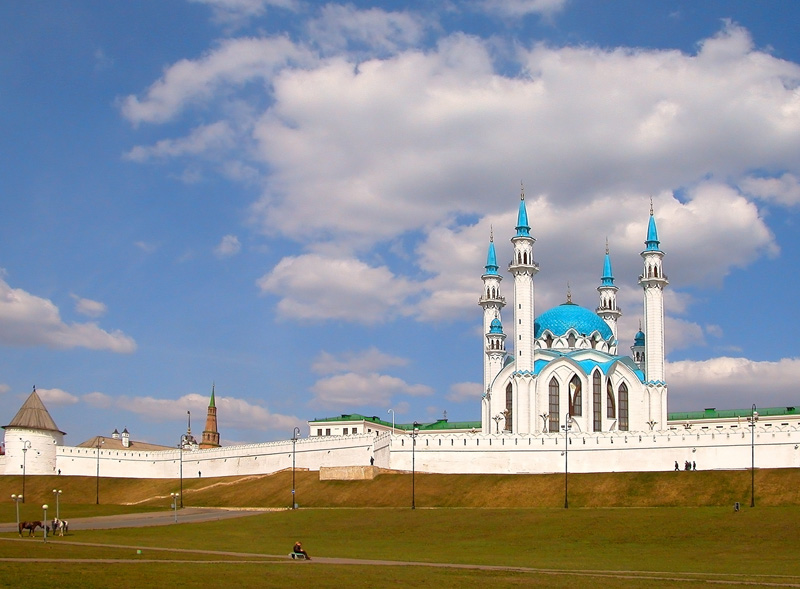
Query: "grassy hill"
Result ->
[[3, 467, 799, 513]]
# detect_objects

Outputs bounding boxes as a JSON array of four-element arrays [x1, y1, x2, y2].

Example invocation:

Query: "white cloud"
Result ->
[[312, 347, 408, 375], [0, 383, 10, 395], [447, 381, 482, 403], [0, 277, 136, 353], [308, 5, 427, 54], [256, 254, 418, 323], [214, 234, 242, 258], [475, 0, 568, 18], [83, 391, 114, 409], [36, 387, 79, 406], [125, 121, 235, 161], [120, 37, 315, 125], [310, 372, 433, 409], [667, 357, 800, 411], [189, 0, 298, 26], [71, 294, 108, 318], [739, 173, 800, 207]]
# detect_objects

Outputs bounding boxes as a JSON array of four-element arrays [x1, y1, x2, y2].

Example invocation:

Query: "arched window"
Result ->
[[505, 383, 513, 433], [619, 383, 629, 431], [569, 375, 582, 417], [567, 332, 576, 348], [607, 380, 616, 418], [549, 378, 559, 433], [593, 371, 602, 432]]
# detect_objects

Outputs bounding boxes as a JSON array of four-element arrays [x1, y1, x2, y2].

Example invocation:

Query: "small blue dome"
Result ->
[[534, 303, 614, 341], [633, 330, 645, 346], [489, 318, 503, 334]]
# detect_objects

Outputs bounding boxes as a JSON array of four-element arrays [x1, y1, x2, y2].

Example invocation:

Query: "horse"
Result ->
[[18, 521, 43, 537], [51, 518, 69, 536]]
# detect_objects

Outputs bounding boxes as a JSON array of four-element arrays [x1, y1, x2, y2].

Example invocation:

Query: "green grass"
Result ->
[[2, 506, 799, 588]]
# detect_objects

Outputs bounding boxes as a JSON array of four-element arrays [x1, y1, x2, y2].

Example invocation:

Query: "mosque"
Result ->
[[2, 192, 799, 481]]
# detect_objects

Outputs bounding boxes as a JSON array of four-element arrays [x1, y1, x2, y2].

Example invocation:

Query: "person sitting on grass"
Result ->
[[293, 541, 311, 560]]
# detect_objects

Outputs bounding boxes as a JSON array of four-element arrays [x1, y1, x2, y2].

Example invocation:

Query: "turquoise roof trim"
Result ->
[[484, 239, 499, 275], [601, 252, 614, 286], [522, 352, 645, 383], [515, 195, 531, 237], [534, 303, 614, 341], [645, 213, 661, 251]]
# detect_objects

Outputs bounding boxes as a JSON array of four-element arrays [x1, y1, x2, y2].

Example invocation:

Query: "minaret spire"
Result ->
[[597, 239, 621, 350], [509, 184, 538, 372], [480, 227, 506, 433]]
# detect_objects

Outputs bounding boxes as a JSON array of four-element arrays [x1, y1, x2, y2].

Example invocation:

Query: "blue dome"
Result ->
[[489, 318, 503, 334], [534, 303, 614, 341], [633, 330, 645, 346]]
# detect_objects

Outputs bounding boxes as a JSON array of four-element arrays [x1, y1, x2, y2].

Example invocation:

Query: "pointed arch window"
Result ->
[[569, 375, 582, 417], [548, 378, 559, 433], [607, 380, 616, 419], [567, 332, 576, 348], [505, 383, 513, 433], [618, 383, 629, 431], [593, 371, 602, 432]]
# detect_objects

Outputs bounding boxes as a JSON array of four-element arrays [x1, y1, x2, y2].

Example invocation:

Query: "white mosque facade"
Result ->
[[2, 194, 800, 481]]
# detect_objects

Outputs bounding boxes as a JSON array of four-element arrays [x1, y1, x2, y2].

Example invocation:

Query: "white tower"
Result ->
[[596, 240, 621, 353], [508, 187, 538, 373], [479, 228, 506, 392], [638, 205, 668, 383]]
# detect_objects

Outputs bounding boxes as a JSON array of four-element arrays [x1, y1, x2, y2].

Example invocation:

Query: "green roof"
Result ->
[[668, 406, 799, 421], [309, 413, 481, 431]]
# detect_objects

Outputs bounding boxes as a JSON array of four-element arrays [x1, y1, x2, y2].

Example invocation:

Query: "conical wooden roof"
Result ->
[[2, 387, 65, 434]]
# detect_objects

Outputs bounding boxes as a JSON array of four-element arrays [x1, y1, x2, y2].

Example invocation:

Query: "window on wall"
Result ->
[[606, 380, 616, 419], [343, 428, 348, 435], [593, 371, 602, 432], [569, 375, 582, 417], [505, 383, 513, 433], [352, 427, 357, 434], [325, 428, 331, 436], [317, 429, 322, 436], [549, 378, 560, 433], [619, 383, 629, 431]]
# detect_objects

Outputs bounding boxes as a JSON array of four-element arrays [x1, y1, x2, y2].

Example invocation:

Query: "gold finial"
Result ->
[[566, 282, 572, 304], [520, 181, 525, 201], [650, 196, 654, 216], [490, 224, 493, 242]]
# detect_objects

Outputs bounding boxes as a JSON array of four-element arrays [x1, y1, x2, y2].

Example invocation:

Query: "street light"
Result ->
[[170, 493, 178, 523], [387, 409, 395, 433], [11, 494, 23, 529], [52, 489, 62, 520], [411, 421, 420, 510], [95, 437, 104, 505], [750, 404, 758, 508], [292, 427, 300, 510], [561, 412, 572, 509], [493, 414, 503, 434], [21, 440, 31, 503], [42, 504, 48, 542]]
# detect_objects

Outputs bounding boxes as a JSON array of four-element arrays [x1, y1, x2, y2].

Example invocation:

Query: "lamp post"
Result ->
[[562, 413, 571, 509], [42, 504, 48, 542], [170, 492, 178, 523], [411, 421, 420, 510], [493, 414, 503, 434], [750, 404, 758, 508], [95, 437, 104, 505], [52, 489, 62, 520], [11, 494, 23, 529], [292, 427, 300, 509], [21, 440, 31, 503], [387, 409, 395, 433]]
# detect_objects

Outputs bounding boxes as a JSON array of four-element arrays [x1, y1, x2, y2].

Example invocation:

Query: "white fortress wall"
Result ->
[[387, 427, 800, 474], [54, 434, 376, 479], [2, 427, 62, 475]]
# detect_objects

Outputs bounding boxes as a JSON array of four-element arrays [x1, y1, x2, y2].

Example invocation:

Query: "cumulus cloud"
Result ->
[[668, 357, 800, 411], [189, 0, 298, 26], [0, 277, 136, 353], [475, 0, 568, 18], [214, 234, 242, 258], [0, 383, 10, 395], [72, 294, 108, 318], [36, 387, 79, 406], [83, 391, 114, 409], [125, 121, 236, 161], [447, 381, 482, 403], [739, 173, 800, 207]]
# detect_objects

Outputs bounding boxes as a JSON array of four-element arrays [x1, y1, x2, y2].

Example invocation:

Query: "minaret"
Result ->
[[200, 385, 221, 449], [638, 203, 668, 384], [479, 227, 506, 393], [508, 185, 538, 373], [596, 239, 621, 352], [631, 320, 645, 371]]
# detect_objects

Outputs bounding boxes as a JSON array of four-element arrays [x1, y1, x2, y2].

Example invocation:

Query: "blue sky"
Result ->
[[2, 0, 800, 447]]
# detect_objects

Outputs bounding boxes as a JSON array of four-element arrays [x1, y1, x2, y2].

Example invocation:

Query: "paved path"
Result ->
[[0, 506, 266, 533]]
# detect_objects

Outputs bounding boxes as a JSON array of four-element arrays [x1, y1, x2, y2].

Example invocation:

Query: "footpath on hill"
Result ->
[[0, 506, 268, 533]]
